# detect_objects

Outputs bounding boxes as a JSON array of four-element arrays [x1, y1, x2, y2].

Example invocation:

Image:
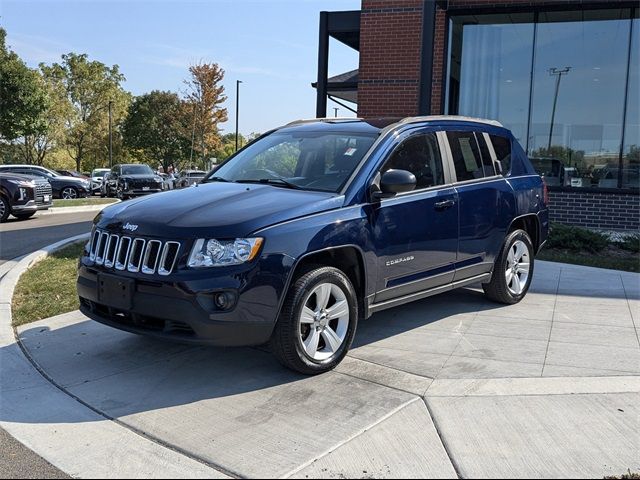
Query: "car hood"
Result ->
[[53, 175, 88, 184], [0, 172, 38, 183], [96, 182, 343, 238]]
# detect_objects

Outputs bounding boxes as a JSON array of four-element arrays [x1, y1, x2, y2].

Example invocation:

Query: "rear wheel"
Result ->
[[483, 229, 534, 304], [0, 197, 9, 223], [270, 266, 358, 375]]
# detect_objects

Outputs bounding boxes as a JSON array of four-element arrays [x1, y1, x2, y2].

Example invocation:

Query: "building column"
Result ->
[[316, 11, 329, 118], [418, 0, 437, 115]]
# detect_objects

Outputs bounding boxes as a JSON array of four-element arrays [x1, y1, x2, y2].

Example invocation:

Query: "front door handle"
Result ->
[[434, 199, 456, 211]]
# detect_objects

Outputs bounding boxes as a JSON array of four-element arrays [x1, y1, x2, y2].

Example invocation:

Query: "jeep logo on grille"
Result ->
[[123, 222, 139, 232]]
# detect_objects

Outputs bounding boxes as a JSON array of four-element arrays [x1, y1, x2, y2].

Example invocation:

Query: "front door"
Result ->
[[370, 130, 459, 304]]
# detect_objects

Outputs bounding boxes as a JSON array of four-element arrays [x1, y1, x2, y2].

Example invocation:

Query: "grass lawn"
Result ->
[[538, 247, 639, 273], [11, 242, 84, 327], [52, 197, 117, 207]]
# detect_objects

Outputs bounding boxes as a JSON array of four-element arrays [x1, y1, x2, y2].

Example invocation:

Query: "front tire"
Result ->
[[270, 266, 358, 375], [0, 197, 9, 223], [61, 186, 78, 200], [483, 229, 534, 304]]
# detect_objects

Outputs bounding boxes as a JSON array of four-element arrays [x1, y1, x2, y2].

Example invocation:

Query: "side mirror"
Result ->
[[373, 169, 417, 200]]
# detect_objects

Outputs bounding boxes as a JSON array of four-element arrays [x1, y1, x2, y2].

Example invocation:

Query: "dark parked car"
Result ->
[[176, 170, 206, 188], [78, 116, 549, 374], [56, 169, 89, 179], [0, 165, 90, 199], [103, 164, 164, 200], [0, 172, 53, 222]]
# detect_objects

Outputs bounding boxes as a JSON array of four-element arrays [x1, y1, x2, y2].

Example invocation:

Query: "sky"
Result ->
[[0, 0, 361, 135]]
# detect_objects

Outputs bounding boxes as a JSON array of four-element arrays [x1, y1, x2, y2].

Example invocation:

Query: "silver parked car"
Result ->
[[176, 170, 206, 188]]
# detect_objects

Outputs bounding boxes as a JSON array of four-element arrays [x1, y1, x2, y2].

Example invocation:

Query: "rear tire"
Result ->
[[483, 229, 534, 304], [270, 266, 358, 375]]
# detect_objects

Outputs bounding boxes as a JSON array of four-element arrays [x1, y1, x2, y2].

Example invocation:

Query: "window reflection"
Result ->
[[529, 9, 630, 189], [622, 14, 639, 189], [447, 8, 638, 190]]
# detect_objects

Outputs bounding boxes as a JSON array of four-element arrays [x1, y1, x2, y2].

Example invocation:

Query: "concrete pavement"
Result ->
[[1, 251, 639, 477]]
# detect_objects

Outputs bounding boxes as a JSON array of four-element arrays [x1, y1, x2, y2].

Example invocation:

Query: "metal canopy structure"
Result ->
[[315, 10, 360, 117]]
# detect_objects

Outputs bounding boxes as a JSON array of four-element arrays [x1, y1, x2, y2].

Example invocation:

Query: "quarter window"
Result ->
[[490, 134, 512, 175], [446, 131, 484, 182], [383, 133, 445, 189]]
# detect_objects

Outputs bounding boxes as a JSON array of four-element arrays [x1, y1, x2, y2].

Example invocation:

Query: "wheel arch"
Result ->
[[507, 214, 541, 252], [287, 245, 368, 320]]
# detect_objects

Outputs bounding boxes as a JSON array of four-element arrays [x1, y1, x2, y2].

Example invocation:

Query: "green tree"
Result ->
[[184, 62, 228, 164], [0, 28, 49, 146], [122, 91, 191, 171], [41, 53, 129, 171], [20, 65, 73, 165]]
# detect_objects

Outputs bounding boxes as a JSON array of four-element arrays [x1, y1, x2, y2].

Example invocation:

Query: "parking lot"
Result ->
[[2, 255, 638, 478]]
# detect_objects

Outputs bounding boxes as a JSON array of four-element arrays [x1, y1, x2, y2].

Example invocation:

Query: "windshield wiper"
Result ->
[[236, 178, 304, 190]]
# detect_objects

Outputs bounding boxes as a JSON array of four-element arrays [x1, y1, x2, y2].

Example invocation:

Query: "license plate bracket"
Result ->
[[98, 273, 134, 310]]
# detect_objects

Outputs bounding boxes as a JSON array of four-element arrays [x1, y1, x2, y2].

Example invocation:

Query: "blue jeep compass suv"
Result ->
[[78, 116, 548, 374]]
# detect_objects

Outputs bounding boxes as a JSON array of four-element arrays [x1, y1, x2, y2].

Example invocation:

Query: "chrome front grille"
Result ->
[[35, 181, 52, 205], [89, 229, 180, 276]]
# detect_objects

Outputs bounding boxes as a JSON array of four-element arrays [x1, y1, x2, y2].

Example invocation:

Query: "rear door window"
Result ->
[[446, 131, 484, 182], [476, 133, 497, 177]]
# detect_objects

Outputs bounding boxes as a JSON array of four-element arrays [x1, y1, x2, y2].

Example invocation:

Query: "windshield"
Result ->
[[204, 131, 378, 192], [92, 169, 110, 177], [121, 165, 154, 176]]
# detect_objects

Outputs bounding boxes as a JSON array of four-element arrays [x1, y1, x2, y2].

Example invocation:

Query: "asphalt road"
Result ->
[[0, 211, 95, 267], [0, 211, 94, 479]]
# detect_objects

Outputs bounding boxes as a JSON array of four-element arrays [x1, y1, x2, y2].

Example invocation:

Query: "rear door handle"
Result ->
[[434, 199, 456, 211]]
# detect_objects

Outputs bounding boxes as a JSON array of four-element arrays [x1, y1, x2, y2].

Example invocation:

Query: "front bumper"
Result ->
[[77, 252, 294, 347], [11, 200, 39, 214], [124, 188, 163, 196]]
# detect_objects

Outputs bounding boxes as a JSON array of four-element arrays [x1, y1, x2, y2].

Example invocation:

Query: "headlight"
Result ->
[[188, 238, 264, 268]]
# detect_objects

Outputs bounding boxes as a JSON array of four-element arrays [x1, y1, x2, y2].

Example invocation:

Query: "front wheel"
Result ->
[[61, 186, 78, 200], [270, 267, 358, 375], [0, 197, 9, 223], [483, 229, 534, 304]]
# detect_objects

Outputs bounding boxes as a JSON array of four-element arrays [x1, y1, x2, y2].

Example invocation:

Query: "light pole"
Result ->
[[235, 80, 243, 151], [108, 100, 113, 168], [547, 66, 571, 151]]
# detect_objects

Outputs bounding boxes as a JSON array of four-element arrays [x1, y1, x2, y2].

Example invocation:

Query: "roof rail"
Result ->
[[397, 115, 504, 128], [284, 117, 362, 127]]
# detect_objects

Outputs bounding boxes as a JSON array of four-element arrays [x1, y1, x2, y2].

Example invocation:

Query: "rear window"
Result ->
[[490, 134, 512, 175]]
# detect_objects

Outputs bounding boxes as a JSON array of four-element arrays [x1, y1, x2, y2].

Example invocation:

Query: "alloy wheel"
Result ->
[[61, 187, 77, 200], [299, 282, 350, 361], [505, 239, 530, 295], [0, 199, 6, 218]]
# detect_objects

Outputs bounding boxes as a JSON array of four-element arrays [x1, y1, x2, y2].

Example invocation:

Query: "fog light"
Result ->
[[214, 292, 236, 310]]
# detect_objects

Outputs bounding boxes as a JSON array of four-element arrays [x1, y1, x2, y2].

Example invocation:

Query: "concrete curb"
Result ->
[[39, 200, 120, 216], [0, 235, 228, 479]]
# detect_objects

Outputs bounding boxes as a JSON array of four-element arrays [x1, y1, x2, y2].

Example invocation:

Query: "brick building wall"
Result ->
[[548, 190, 640, 231], [358, 0, 425, 117]]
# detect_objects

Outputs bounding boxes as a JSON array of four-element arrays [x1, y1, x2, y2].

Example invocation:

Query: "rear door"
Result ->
[[443, 129, 513, 282], [371, 129, 459, 303]]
